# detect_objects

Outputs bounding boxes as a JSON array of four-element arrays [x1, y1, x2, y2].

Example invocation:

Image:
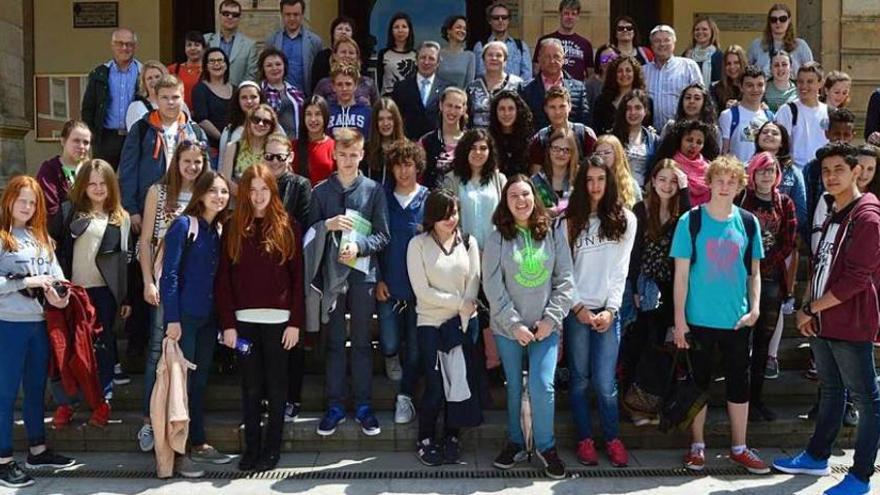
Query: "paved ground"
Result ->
[[1, 448, 870, 494]]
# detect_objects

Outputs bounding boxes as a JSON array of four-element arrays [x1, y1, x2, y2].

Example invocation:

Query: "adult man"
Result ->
[[643, 25, 702, 130], [533, 0, 593, 81], [390, 41, 453, 140], [519, 38, 589, 130], [81, 28, 143, 169], [264, 0, 323, 95], [720, 65, 773, 163], [119, 75, 206, 233], [773, 143, 880, 495], [473, 1, 531, 80], [204, 0, 258, 87]]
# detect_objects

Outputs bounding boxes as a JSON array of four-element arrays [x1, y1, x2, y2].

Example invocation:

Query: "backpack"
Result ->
[[787, 101, 798, 129], [152, 215, 199, 286], [687, 205, 758, 275], [729, 105, 774, 140]]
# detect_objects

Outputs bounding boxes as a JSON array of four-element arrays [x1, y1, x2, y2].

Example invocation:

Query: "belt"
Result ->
[[104, 128, 128, 136]]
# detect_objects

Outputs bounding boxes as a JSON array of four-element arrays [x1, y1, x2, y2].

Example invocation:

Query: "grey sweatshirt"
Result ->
[[0, 227, 65, 322], [481, 222, 575, 340]]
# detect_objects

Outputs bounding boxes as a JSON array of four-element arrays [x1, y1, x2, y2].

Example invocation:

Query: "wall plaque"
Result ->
[[73, 2, 119, 29], [695, 13, 765, 32]]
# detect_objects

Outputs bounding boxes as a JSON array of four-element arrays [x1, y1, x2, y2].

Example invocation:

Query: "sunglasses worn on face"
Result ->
[[490, 15, 510, 21], [617, 25, 634, 32], [221, 11, 241, 18], [251, 116, 273, 127], [263, 152, 290, 162], [769, 15, 789, 24]]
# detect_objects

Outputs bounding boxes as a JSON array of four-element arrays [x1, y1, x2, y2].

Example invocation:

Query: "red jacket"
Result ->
[[46, 284, 104, 409]]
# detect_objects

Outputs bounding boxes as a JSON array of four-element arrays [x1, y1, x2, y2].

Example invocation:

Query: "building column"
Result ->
[[0, 0, 29, 184]]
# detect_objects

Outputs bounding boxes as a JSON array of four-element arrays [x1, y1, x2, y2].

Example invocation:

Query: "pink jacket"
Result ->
[[150, 337, 195, 478]]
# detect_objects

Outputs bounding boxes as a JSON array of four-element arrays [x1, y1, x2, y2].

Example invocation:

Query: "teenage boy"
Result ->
[[326, 64, 372, 140], [528, 86, 597, 173], [670, 155, 769, 474], [775, 62, 829, 170], [773, 143, 880, 495], [204, 0, 258, 87], [720, 65, 773, 163], [376, 140, 429, 425], [305, 128, 390, 437], [533, 0, 593, 81], [474, 1, 531, 80]]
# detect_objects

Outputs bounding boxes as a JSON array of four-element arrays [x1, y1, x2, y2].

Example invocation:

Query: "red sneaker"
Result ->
[[88, 402, 111, 428], [53, 405, 74, 429], [683, 448, 705, 471], [730, 448, 770, 474], [606, 438, 629, 467], [576, 438, 598, 466]]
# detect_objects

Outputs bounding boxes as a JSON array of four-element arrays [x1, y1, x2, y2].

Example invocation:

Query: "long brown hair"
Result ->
[[160, 140, 209, 214], [565, 154, 628, 244], [492, 174, 551, 241], [714, 45, 747, 105], [366, 97, 405, 175], [225, 164, 295, 264], [68, 159, 127, 225], [762, 3, 796, 53], [0, 176, 53, 256], [644, 159, 683, 241], [181, 170, 232, 227], [543, 127, 579, 186]]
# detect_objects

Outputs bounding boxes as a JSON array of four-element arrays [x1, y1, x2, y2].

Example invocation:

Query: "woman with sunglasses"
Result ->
[[583, 45, 620, 130], [193, 48, 233, 168], [747, 3, 814, 77], [218, 81, 263, 169], [221, 104, 278, 193], [609, 16, 653, 65]]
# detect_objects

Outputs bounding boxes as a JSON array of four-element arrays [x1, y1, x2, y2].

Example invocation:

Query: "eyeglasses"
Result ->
[[616, 25, 634, 32], [220, 10, 241, 18], [250, 116, 273, 127], [263, 152, 291, 162], [207, 58, 226, 65], [490, 15, 510, 21], [550, 145, 572, 154], [112, 41, 136, 48], [755, 167, 777, 176], [769, 14, 789, 24]]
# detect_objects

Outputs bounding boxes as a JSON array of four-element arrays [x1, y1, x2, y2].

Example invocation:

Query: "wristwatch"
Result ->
[[801, 302, 816, 318]]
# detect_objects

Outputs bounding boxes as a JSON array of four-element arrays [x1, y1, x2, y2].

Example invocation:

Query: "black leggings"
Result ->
[[238, 321, 290, 456], [689, 324, 752, 404], [750, 281, 781, 405]]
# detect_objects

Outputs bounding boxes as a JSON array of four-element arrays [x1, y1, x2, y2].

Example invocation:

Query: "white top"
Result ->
[[218, 125, 244, 169], [719, 105, 773, 163], [393, 189, 419, 209], [72, 214, 109, 288], [643, 57, 703, 129], [235, 308, 290, 324], [775, 100, 829, 168]]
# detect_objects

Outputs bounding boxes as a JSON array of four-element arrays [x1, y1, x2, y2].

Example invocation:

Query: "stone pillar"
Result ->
[[0, 0, 29, 184]]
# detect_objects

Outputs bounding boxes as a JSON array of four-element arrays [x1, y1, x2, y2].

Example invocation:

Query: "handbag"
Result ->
[[623, 381, 662, 415], [658, 350, 709, 433]]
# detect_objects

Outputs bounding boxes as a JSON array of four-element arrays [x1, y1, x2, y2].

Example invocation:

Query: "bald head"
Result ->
[[110, 28, 137, 66]]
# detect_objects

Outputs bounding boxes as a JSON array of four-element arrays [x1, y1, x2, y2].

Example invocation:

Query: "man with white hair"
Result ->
[[643, 25, 702, 129], [519, 38, 590, 130]]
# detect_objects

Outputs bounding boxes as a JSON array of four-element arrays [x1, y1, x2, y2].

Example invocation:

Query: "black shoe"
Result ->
[[0, 461, 34, 488], [799, 403, 819, 421], [751, 402, 777, 422], [757, 402, 778, 422], [238, 451, 259, 471], [255, 451, 280, 472], [843, 402, 859, 427], [493, 441, 528, 469], [25, 449, 75, 469], [536, 447, 566, 480], [443, 435, 461, 465], [749, 405, 765, 422], [415, 438, 443, 467]]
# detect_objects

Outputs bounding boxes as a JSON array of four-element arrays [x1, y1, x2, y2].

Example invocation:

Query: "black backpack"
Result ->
[[687, 205, 759, 275]]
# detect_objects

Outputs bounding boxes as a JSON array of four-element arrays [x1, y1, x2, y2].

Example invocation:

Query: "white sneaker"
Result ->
[[385, 355, 403, 381], [137, 424, 154, 452], [394, 394, 415, 424]]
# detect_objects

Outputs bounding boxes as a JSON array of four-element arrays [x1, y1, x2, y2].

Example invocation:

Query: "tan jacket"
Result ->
[[150, 337, 196, 478]]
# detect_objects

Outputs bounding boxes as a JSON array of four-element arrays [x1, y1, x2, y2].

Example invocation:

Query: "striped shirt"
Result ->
[[643, 56, 702, 129]]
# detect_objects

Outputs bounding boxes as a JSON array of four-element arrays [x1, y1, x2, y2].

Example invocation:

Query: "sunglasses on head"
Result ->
[[180, 139, 207, 150], [599, 53, 619, 65], [250, 116, 273, 127], [769, 14, 789, 24], [616, 25, 634, 32], [263, 152, 291, 162], [220, 10, 241, 18]]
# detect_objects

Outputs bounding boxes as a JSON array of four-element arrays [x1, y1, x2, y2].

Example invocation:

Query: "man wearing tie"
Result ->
[[204, 0, 258, 87], [391, 41, 454, 140]]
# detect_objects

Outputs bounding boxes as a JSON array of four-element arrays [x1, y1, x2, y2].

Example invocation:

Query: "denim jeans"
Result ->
[[325, 272, 375, 409], [564, 312, 622, 441], [494, 332, 559, 452], [0, 321, 48, 457], [807, 337, 880, 482], [176, 313, 217, 446], [378, 299, 419, 397], [142, 304, 164, 418]]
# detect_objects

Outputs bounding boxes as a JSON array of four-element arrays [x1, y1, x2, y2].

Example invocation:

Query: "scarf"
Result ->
[[674, 151, 710, 206], [689, 45, 716, 89], [147, 111, 193, 165]]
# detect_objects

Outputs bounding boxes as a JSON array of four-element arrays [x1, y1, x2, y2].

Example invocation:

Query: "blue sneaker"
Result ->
[[354, 405, 381, 436], [316, 406, 346, 436], [824, 473, 870, 495], [772, 451, 830, 476]]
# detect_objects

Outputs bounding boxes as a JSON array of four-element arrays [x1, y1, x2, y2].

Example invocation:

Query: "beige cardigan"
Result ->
[[150, 337, 196, 478]]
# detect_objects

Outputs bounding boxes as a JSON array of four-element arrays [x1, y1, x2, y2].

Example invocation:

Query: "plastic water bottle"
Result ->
[[216, 332, 252, 355]]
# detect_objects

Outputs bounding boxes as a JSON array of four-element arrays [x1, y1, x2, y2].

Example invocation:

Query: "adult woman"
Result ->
[[420, 87, 467, 189], [442, 129, 506, 250], [736, 152, 796, 423], [437, 15, 475, 89], [136, 141, 207, 453], [483, 175, 574, 480], [192, 48, 233, 163], [50, 159, 129, 427], [218, 81, 264, 168], [710, 45, 747, 113], [532, 127, 579, 217], [659, 83, 721, 157], [822, 71, 852, 110], [221, 104, 278, 189], [216, 164, 301, 472], [313, 36, 380, 107], [377, 12, 417, 95], [167, 31, 205, 109], [683, 16, 722, 89], [592, 56, 649, 136], [488, 90, 533, 178], [363, 97, 406, 184], [748, 3, 814, 77], [583, 45, 620, 122], [407, 189, 481, 465], [0, 176, 75, 489], [763, 51, 797, 112], [466, 41, 523, 129], [292, 95, 335, 186], [610, 15, 653, 65], [259, 48, 303, 139], [562, 154, 636, 467], [126, 61, 170, 131], [655, 119, 717, 206], [594, 134, 642, 208], [37, 120, 92, 219], [160, 170, 231, 473], [612, 90, 660, 187], [310, 16, 355, 93]]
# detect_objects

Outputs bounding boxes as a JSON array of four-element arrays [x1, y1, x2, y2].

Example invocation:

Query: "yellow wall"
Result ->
[[671, 0, 795, 52]]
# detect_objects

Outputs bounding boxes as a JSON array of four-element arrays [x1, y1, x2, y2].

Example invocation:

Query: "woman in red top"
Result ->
[[293, 95, 335, 186], [215, 164, 303, 472]]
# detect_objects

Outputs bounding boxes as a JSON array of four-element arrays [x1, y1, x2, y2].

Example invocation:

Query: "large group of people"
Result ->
[[2, 1, 880, 494]]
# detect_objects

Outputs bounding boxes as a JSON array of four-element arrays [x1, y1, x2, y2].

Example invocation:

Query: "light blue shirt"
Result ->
[[282, 30, 305, 91], [643, 56, 702, 130], [104, 60, 139, 130], [219, 34, 235, 58], [459, 178, 499, 250], [474, 35, 532, 80]]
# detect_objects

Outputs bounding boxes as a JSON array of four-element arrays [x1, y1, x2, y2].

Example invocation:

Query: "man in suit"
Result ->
[[204, 0, 258, 87], [264, 0, 323, 95], [391, 41, 453, 140], [519, 37, 589, 130]]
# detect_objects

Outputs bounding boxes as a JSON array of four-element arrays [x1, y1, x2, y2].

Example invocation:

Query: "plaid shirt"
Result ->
[[739, 190, 798, 287]]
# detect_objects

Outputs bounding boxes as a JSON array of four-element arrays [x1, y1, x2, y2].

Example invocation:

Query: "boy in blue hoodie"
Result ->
[[326, 64, 372, 141]]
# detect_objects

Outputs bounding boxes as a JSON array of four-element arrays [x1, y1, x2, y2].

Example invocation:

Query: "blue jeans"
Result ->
[[807, 337, 880, 482], [564, 312, 622, 441], [494, 332, 558, 452], [176, 313, 217, 446], [325, 272, 375, 409], [377, 299, 419, 397], [0, 320, 48, 457], [142, 304, 164, 418]]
